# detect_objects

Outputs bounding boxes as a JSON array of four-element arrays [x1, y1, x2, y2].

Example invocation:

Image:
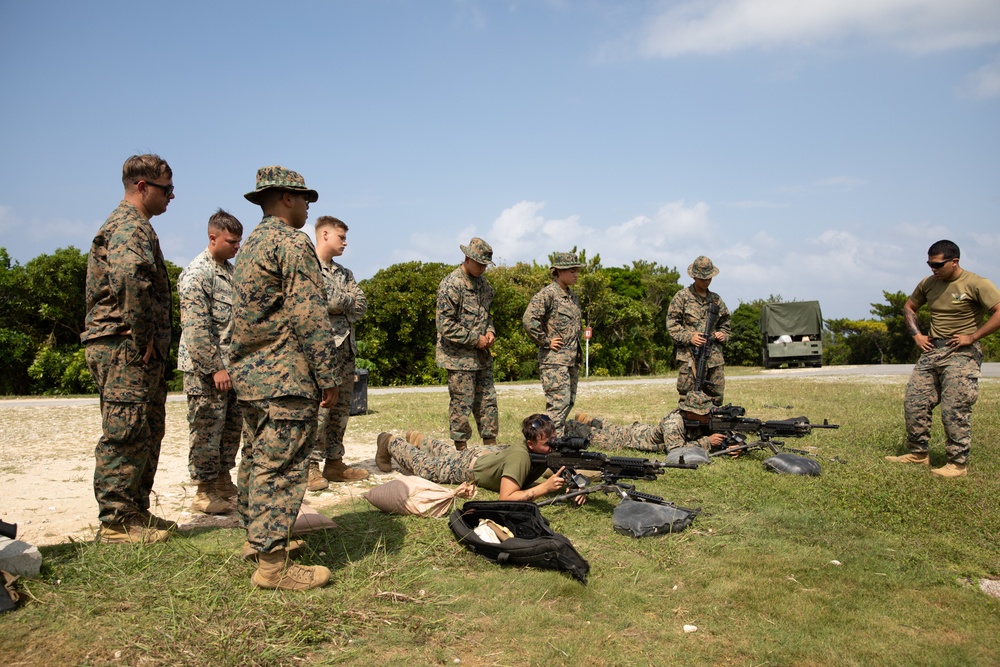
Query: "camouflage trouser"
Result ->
[[586, 421, 664, 453], [676, 360, 725, 405], [311, 355, 355, 462], [184, 373, 241, 482], [904, 343, 982, 465], [447, 368, 498, 442], [85, 336, 167, 525], [386, 434, 493, 484], [237, 396, 318, 553], [540, 363, 579, 435]]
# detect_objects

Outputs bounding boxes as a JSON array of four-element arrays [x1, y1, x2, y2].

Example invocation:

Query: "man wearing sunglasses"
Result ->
[[374, 414, 583, 504], [82, 154, 176, 544], [887, 240, 1000, 478]]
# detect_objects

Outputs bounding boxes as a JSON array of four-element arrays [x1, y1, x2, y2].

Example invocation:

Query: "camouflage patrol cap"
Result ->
[[460, 237, 494, 266], [678, 391, 714, 416], [244, 166, 319, 205], [551, 252, 583, 269], [687, 255, 719, 280]]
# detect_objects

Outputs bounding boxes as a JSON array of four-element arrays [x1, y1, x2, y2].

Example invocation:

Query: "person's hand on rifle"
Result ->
[[690, 332, 707, 347]]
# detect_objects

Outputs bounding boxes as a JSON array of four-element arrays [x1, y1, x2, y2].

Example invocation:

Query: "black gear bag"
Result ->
[[448, 501, 590, 584]]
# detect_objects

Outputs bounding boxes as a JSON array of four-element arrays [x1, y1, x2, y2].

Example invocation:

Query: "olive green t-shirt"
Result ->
[[910, 270, 1000, 339], [472, 445, 545, 492]]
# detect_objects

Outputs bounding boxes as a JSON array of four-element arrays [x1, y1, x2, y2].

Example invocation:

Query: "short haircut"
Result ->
[[122, 154, 171, 188], [315, 215, 348, 233], [522, 413, 556, 443], [928, 239, 960, 260], [208, 208, 243, 236]]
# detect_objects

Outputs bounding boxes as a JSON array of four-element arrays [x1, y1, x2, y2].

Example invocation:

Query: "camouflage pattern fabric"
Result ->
[[86, 337, 168, 523], [386, 433, 487, 484], [229, 216, 343, 400], [667, 285, 731, 403], [310, 258, 366, 461], [236, 396, 317, 553], [522, 281, 583, 367], [177, 248, 235, 375], [81, 201, 172, 359], [322, 258, 367, 353], [676, 363, 726, 405], [184, 373, 241, 482], [904, 344, 982, 465], [435, 266, 495, 371], [82, 201, 172, 525], [540, 364, 579, 436], [583, 410, 714, 453], [229, 214, 342, 555], [311, 356, 355, 462], [446, 369, 499, 442], [666, 286, 731, 367]]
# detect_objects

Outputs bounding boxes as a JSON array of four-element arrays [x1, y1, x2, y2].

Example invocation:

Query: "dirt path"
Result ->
[[0, 401, 394, 546]]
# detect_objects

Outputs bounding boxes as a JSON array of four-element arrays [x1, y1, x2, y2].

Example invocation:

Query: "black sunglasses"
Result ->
[[530, 415, 552, 430], [927, 259, 953, 270], [136, 180, 174, 197]]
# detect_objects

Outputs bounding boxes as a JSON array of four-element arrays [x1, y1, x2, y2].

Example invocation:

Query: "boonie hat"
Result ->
[[461, 237, 494, 265], [244, 166, 319, 205], [678, 391, 714, 416], [551, 252, 583, 269], [687, 256, 719, 280]]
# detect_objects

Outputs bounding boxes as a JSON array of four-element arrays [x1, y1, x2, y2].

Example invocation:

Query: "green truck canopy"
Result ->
[[760, 301, 823, 338]]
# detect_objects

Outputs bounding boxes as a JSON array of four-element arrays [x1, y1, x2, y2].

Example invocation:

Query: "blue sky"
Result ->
[[1, 0, 998, 320]]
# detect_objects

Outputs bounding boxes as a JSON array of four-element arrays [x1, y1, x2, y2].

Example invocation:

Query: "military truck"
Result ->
[[760, 301, 823, 368]]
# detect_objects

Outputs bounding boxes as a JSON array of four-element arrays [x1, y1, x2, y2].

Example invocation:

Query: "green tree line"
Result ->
[[2, 246, 997, 394]]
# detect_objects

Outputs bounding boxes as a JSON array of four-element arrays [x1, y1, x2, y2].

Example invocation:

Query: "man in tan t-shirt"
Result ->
[[886, 239, 1000, 478]]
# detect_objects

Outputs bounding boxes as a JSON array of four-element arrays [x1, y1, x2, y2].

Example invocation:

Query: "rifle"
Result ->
[[685, 404, 839, 457], [531, 436, 700, 510], [692, 303, 720, 393]]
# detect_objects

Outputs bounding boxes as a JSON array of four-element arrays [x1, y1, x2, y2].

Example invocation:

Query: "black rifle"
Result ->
[[692, 303, 720, 393], [685, 404, 839, 457], [0, 520, 15, 540], [530, 436, 699, 509]]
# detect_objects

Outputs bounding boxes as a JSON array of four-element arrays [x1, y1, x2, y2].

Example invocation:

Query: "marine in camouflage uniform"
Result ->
[[177, 209, 244, 512], [82, 154, 175, 542], [522, 252, 583, 435], [436, 237, 498, 448], [382, 433, 507, 485], [308, 216, 369, 487], [667, 256, 731, 406], [572, 392, 719, 453], [230, 167, 343, 558], [890, 240, 1000, 478]]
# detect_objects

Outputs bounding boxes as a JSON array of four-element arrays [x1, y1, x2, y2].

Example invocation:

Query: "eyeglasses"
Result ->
[[136, 180, 174, 197], [530, 415, 552, 430], [927, 259, 954, 270]]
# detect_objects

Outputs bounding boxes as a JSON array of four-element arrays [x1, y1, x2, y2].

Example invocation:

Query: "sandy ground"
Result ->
[[0, 400, 393, 546]]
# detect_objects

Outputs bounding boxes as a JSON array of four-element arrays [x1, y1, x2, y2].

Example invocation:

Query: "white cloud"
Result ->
[[635, 0, 1000, 58], [957, 54, 1000, 99]]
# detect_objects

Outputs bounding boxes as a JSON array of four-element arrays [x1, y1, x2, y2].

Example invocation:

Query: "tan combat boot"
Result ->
[[97, 520, 170, 545], [191, 482, 232, 514], [454, 440, 468, 451], [215, 473, 239, 500], [251, 549, 331, 590], [482, 438, 497, 447], [375, 432, 393, 472], [405, 430, 424, 447], [931, 462, 968, 478], [242, 539, 305, 561], [323, 458, 370, 482], [884, 452, 930, 466], [307, 462, 330, 491], [575, 412, 590, 425]]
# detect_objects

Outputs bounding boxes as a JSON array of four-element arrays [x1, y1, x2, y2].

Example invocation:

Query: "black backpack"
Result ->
[[448, 501, 590, 584]]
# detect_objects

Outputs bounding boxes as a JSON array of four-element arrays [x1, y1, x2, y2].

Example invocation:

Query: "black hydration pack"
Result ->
[[448, 501, 590, 584]]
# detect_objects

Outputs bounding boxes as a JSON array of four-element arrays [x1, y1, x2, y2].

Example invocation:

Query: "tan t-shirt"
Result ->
[[910, 270, 1000, 339]]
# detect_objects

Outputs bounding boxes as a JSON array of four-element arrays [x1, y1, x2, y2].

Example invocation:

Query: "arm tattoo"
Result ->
[[904, 308, 920, 336]]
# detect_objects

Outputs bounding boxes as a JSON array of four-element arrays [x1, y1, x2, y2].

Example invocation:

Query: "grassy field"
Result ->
[[2, 375, 999, 666]]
